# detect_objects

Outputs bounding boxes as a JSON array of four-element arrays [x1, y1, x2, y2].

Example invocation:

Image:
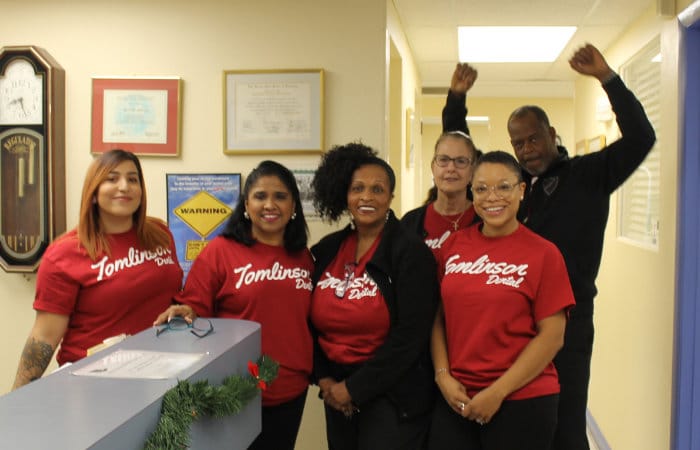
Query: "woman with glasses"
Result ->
[[402, 63, 481, 254], [154, 160, 313, 450], [428, 151, 575, 450], [309, 143, 438, 449], [12, 149, 182, 390]]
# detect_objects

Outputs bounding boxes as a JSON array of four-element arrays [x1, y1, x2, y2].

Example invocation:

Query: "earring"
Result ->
[[385, 211, 390, 223], [291, 212, 297, 220], [244, 211, 249, 220], [92, 196, 97, 205]]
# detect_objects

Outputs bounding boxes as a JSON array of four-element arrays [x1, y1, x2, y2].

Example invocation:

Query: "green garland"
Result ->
[[144, 356, 278, 450]]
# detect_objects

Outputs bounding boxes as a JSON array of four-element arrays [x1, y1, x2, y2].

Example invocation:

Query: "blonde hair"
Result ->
[[77, 149, 171, 260]]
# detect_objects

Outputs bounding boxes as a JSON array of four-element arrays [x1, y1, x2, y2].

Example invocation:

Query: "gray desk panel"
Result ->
[[0, 318, 261, 450]]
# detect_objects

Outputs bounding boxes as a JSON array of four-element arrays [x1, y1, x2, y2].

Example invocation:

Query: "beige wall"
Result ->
[[586, 6, 679, 450], [386, 0, 423, 215]]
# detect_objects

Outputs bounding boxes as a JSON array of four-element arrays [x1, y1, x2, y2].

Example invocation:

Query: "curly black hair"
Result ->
[[312, 142, 395, 223], [221, 160, 308, 252]]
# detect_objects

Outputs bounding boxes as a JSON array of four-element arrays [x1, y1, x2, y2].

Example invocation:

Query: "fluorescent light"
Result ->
[[466, 116, 489, 124], [458, 26, 577, 62]]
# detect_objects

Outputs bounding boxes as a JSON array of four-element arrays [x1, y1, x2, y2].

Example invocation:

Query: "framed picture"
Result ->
[[166, 173, 241, 282], [405, 108, 415, 168], [575, 139, 588, 155], [587, 135, 606, 153], [292, 169, 320, 220], [223, 69, 324, 154], [91, 77, 182, 156]]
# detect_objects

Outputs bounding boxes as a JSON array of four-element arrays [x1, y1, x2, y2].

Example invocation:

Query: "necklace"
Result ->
[[438, 209, 466, 231]]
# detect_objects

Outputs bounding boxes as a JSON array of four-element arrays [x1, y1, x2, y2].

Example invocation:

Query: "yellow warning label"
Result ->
[[185, 240, 210, 261], [173, 191, 232, 238]]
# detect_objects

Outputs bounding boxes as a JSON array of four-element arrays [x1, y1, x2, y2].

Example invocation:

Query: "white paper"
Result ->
[[71, 349, 205, 379]]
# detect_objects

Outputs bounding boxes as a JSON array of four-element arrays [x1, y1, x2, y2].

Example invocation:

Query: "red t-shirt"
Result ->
[[34, 227, 183, 365], [423, 203, 475, 257], [310, 233, 390, 365], [177, 237, 313, 406], [437, 224, 575, 400]]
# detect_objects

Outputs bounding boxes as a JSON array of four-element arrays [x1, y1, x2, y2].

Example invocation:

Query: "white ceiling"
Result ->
[[393, 0, 657, 97]]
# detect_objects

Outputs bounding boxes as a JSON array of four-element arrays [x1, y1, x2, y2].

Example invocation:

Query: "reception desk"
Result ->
[[0, 318, 261, 449]]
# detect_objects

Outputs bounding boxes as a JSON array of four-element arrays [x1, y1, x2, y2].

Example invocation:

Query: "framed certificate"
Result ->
[[223, 69, 324, 154], [91, 77, 182, 156]]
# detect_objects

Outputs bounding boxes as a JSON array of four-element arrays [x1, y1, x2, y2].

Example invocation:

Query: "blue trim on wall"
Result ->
[[672, 20, 700, 450], [586, 409, 612, 450]]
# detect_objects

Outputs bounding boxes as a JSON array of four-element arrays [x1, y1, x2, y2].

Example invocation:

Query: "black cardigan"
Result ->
[[310, 211, 439, 419]]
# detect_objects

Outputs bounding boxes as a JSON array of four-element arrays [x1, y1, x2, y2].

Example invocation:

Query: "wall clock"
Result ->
[[0, 46, 65, 272]]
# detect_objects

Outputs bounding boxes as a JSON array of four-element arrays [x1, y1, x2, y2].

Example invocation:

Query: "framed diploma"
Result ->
[[91, 77, 182, 156], [223, 69, 324, 154]]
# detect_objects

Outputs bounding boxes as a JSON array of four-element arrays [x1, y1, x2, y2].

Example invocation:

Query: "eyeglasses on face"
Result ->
[[334, 263, 357, 299], [433, 154, 473, 169], [155, 316, 214, 338], [471, 181, 520, 199]]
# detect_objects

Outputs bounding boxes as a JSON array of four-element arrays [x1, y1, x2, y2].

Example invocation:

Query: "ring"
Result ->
[[458, 402, 465, 410]]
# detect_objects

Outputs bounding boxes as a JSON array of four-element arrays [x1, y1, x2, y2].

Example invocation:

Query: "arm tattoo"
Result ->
[[19, 337, 55, 382]]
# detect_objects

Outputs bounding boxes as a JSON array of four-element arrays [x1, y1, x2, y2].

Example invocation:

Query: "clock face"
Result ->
[[0, 58, 44, 125]]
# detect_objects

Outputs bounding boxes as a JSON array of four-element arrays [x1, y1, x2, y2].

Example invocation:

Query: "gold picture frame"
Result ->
[[223, 69, 324, 154], [405, 108, 415, 168], [587, 135, 606, 154], [575, 139, 588, 155]]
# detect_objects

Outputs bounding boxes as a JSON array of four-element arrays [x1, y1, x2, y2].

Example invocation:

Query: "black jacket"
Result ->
[[443, 75, 656, 314], [310, 211, 438, 419]]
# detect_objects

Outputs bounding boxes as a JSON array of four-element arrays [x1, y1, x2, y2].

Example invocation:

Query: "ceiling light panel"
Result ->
[[458, 26, 577, 62]]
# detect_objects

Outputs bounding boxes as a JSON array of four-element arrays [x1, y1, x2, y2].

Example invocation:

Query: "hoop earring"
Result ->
[[243, 211, 249, 220]]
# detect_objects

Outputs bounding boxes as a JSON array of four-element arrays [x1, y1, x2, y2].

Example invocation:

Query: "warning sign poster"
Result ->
[[166, 173, 241, 282]]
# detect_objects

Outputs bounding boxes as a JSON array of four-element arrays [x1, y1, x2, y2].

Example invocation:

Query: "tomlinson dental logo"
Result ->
[[233, 262, 312, 291], [425, 230, 451, 250], [316, 272, 378, 300], [92, 247, 175, 281], [444, 254, 528, 288]]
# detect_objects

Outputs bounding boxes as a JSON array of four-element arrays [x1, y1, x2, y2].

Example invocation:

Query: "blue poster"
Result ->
[[166, 173, 241, 283]]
